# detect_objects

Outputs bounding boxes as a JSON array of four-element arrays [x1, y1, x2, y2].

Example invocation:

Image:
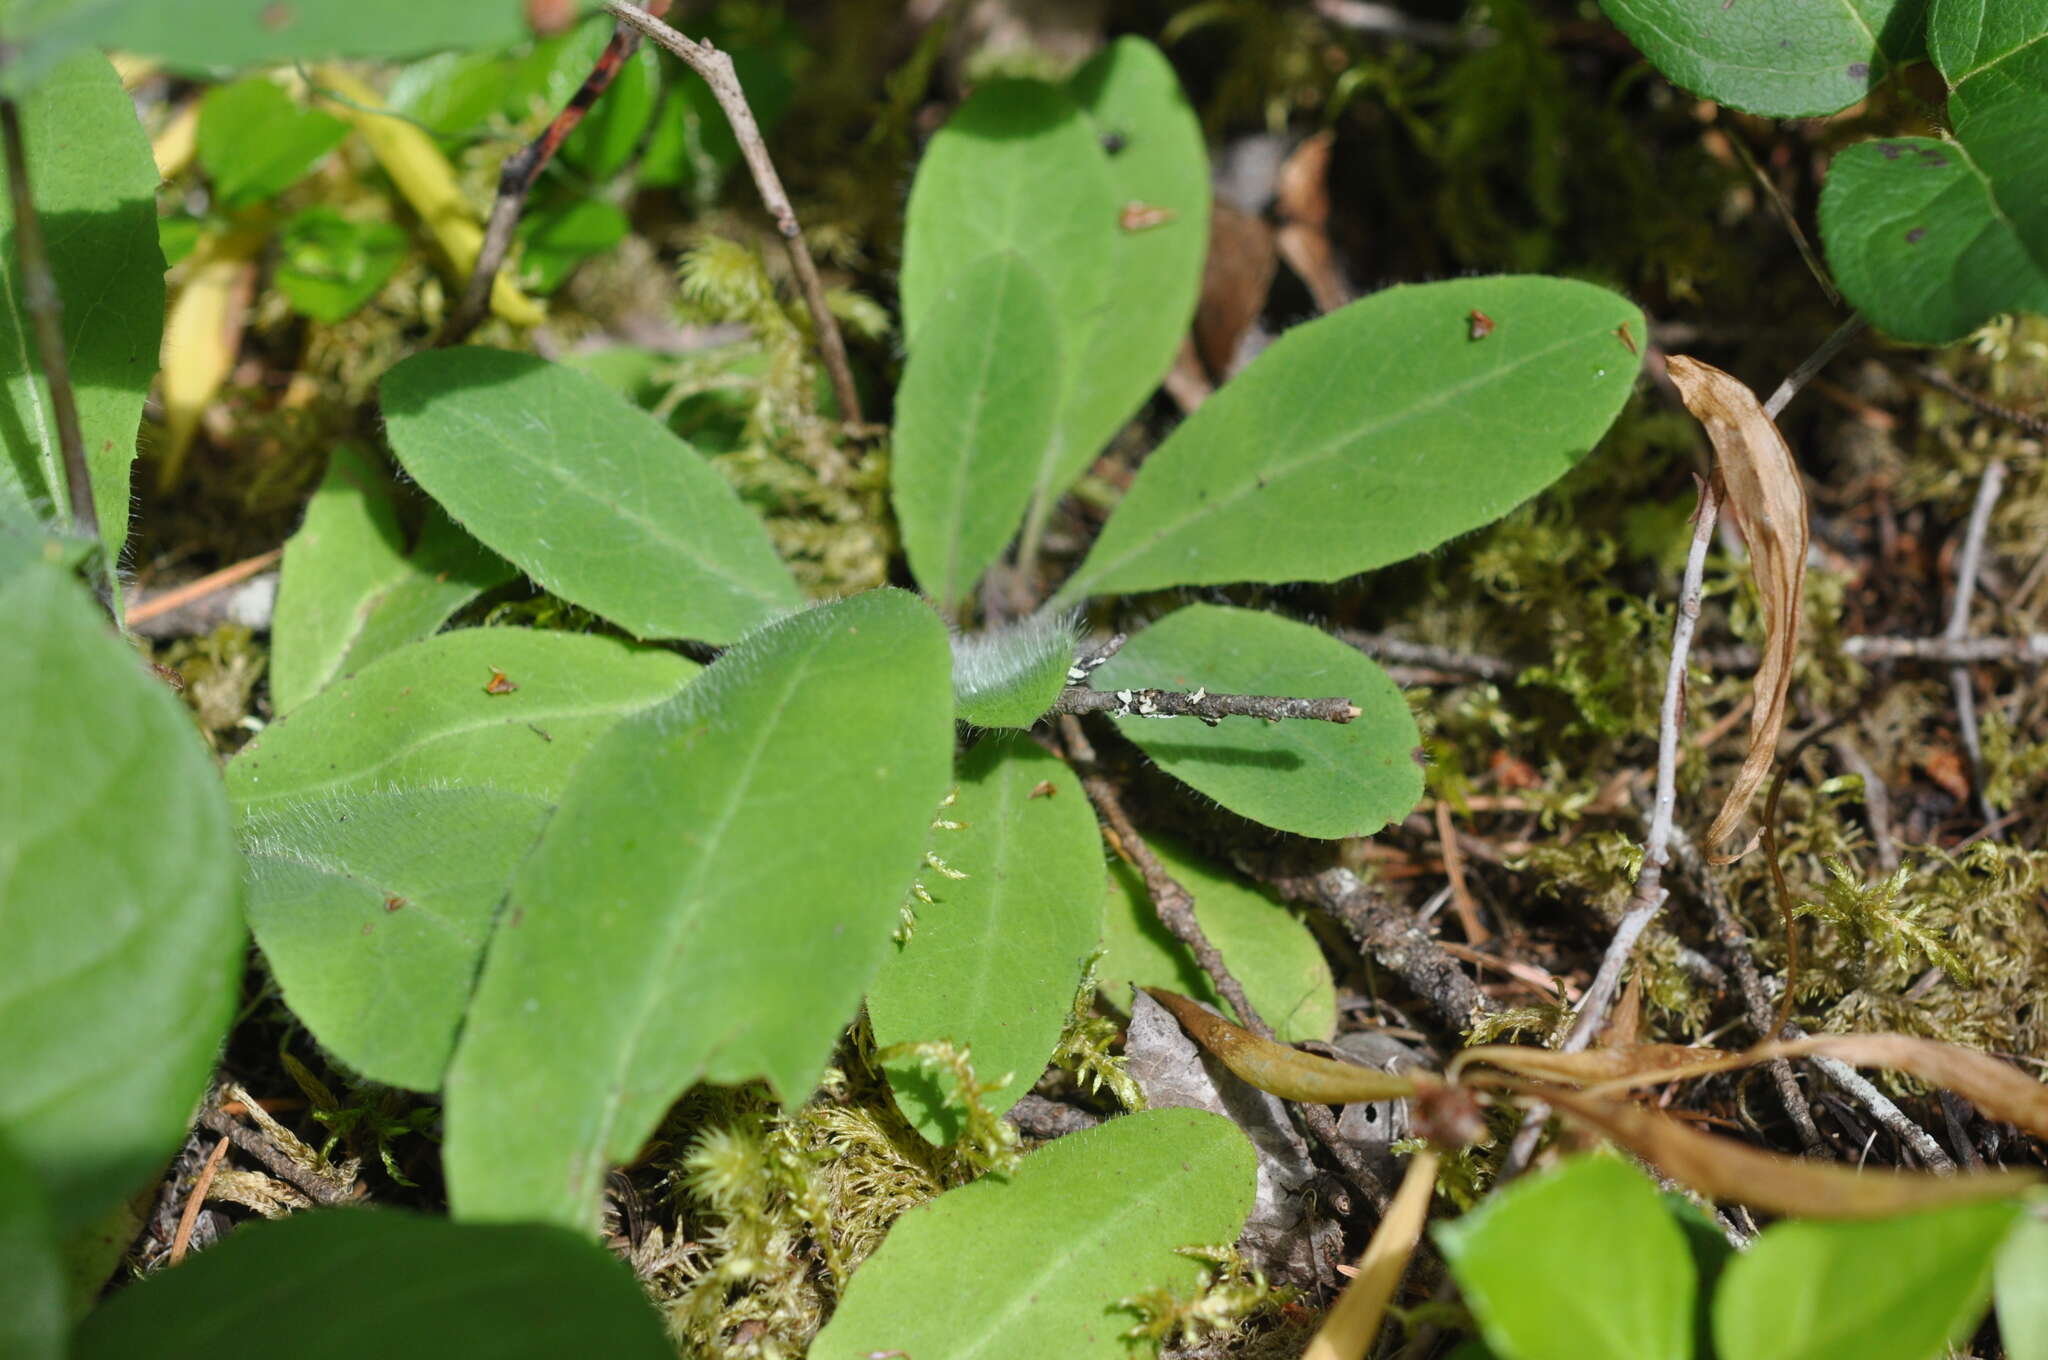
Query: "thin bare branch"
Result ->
[[1914, 366, 2048, 440], [1945, 458, 2006, 831], [1052, 685, 1359, 725], [1762, 314, 1866, 418], [602, 0, 863, 424], [0, 97, 97, 547]]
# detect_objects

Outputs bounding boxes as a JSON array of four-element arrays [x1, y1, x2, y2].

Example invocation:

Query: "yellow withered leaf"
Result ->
[[158, 226, 263, 492], [1666, 355, 1808, 857], [1141, 988, 1424, 1104], [1303, 1150, 1439, 1360]]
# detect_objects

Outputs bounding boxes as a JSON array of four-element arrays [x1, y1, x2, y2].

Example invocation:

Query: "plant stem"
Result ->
[[0, 96, 97, 547], [602, 0, 863, 425]]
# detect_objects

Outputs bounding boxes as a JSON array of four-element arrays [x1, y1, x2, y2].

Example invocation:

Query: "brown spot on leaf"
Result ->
[[1467, 309, 1494, 340], [1847, 62, 1870, 79], [526, 0, 576, 35], [384, 895, 407, 913], [1906, 226, 1928, 244], [484, 668, 518, 695], [1616, 321, 1638, 355], [1119, 201, 1176, 232], [1027, 780, 1058, 799], [260, 2, 292, 29], [1879, 142, 1905, 160]]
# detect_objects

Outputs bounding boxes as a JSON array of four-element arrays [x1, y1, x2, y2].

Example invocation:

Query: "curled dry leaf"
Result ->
[[1141, 988, 1423, 1104], [1302, 1149, 1439, 1360], [1275, 130, 1351, 314], [1523, 1082, 2040, 1219], [1193, 201, 1277, 379], [1665, 355, 1808, 857], [1451, 1043, 1733, 1086]]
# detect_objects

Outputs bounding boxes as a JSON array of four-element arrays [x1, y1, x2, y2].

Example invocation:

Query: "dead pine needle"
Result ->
[[169, 1135, 231, 1266]]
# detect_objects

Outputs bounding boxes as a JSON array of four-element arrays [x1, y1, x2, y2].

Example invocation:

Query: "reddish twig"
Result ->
[[126, 547, 283, 626], [442, 13, 661, 345], [602, 1, 863, 425], [169, 1136, 231, 1266]]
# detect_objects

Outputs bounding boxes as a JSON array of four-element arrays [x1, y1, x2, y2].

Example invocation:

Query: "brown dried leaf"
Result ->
[[1452, 1043, 1733, 1086], [1534, 1084, 2039, 1218], [1193, 201, 1277, 379], [1302, 1149, 1439, 1360], [1665, 355, 1809, 856], [1759, 1034, 2048, 1141], [1142, 988, 1423, 1103], [1275, 130, 1351, 313]]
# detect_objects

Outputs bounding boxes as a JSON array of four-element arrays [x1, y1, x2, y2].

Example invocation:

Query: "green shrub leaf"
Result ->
[[196, 78, 348, 209], [227, 628, 694, 1090], [951, 612, 1075, 729], [1711, 1199, 2021, 1360], [1089, 604, 1422, 838], [1101, 833, 1336, 1043], [274, 209, 408, 323], [100, 2, 599, 75], [892, 251, 1063, 608], [1819, 134, 2048, 344], [380, 347, 802, 644], [72, 1208, 672, 1360], [0, 52, 164, 575], [1048, 37, 1210, 509], [0, 560, 242, 1232], [0, 1133, 63, 1360], [1997, 1211, 2048, 1360], [1437, 1156, 1695, 1360], [560, 38, 659, 181], [1050, 277, 1643, 603], [444, 590, 953, 1230], [1598, 0, 1927, 116], [270, 445, 513, 715], [869, 735, 1104, 1143], [810, 1108, 1256, 1360]]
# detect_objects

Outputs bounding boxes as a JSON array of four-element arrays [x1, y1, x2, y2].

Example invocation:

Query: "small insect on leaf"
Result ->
[[483, 669, 519, 696], [1120, 201, 1176, 232], [1028, 780, 1058, 800], [1467, 309, 1494, 341], [1616, 322, 1637, 355], [384, 895, 407, 913]]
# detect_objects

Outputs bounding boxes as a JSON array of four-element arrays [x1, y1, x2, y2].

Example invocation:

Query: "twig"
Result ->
[[1762, 314, 1866, 418], [1810, 1053, 1952, 1170], [0, 97, 96, 547], [168, 1136, 231, 1267], [126, 547, 283, 626], [1433, 799, 1489, 943], [1052, 685, 1359, 725], [441, 15, 657, 345], [1312, 0, 1483, 47], [1060, 716, 1387, 1204], [199, 1101, 357, 1206], [1264, 865, 1494, 1029], [1914, 366, 2048, 440], [1721, 125, 1838, 306], [1839, 634, 2048, 664], [602, 0, 863, 424], [1945, 459, 2007, 832], [1336, 631, 1515, 682], [1560, 480, 1720, 1054]]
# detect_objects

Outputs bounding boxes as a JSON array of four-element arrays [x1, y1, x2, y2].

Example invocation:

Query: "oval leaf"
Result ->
[[1090, 604, 1422, 838], [892, 252, 1063, 608], [1819, 135, 2048, 344], [0, 52, 163, 575], [72, 1208, 672, 1360], [1046, 36, 1210, 503], [0, 1133, 62, 1360], [951, 612, 1075, 729], [1102, 832, 1336, 1042], [1598, 0, 1926, 116], [444, 590, 954, 1231], [810, 1108, 1256, 1360], [97, 2, 598, 76], [228, 628, 696, 1090], [1997, 1211, 2048, 1360], [868, 735, 1104, 1143], [1436, 1156, 1695, 1360], [380, 348, 802, 643], [0, 560, 243, 1231], [270, 444, 513, 715], [1712, 1200, 2020, 1360], [1051, 277, 1644, 603]]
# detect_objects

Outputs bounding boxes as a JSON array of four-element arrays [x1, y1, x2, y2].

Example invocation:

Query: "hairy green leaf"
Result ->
[[196, 78, 348, 209], [444, 591, 953, 1231], [1050, 277, 1643, 603], [1712, 1199, 2020, 1360], [1090, 604, 1422, 838], [0, 1133, 62, 1360], [951, 612, 1075, 729], [0, 52, 164, 575], [869, 735, 1103, 1143], [1997, 1211, 2048, 1360], [380, 348, 802, 644], [72, 1209, 672, 1360], [228, 628, 695, 1091], [1598, 0, 1926, 116], [1437, 1156, 1694, 1360], [270, 445, 513, 715], [1101, 833, 1336, 1043], [811, 1108, 1256, 1360], [892, 251, 1063, 608], [1046, 37, 1209, 506], [1819, 134, 2048, 343], [0, 560, 242, 1232]]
